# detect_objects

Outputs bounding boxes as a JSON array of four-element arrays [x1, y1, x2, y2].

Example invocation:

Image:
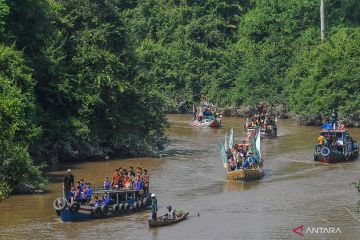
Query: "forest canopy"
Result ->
[[1, 0, 360, 199]]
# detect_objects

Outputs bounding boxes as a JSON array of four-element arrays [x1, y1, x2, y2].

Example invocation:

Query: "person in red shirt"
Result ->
[[111, 169, 120, 189]]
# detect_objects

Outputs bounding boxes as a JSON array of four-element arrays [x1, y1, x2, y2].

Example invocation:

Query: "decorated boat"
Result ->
[[148, 210, 189, 228], [220, 127, 264, 181], [193, 116, 221, 128], [192, 97, 222, 128], [314, 122, 358, 163], [53, 189, 152, 222]]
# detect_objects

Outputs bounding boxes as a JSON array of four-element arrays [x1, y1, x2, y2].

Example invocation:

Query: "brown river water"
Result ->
[[1, 115, 360, 240]]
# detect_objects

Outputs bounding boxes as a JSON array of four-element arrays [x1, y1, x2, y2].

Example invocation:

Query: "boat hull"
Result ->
[[227, 169, 264, 181], [193, 119, 221, 128], [59, 204, 151, 222], [56, 194, 152, 222], [314, 150, 358, 163]]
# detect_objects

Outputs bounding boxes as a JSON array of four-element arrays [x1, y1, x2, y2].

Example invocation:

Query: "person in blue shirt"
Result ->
[[136, 176, 142, 191], [103, 193, 111, 205], [248, 152, 259, 168], [103, 177, 111, 190], [241, 157, 250, 169], [94, 196, 102, 207], [79, 179, 85, 192], [85, 183, 93, 204]]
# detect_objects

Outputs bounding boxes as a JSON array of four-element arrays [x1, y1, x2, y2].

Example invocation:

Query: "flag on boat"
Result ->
[[219, 140, 228, 169], [224, 132, 228, 151], [245, 129, 256, 140], [228, 128, 234, 149], [249, 127, 261, 159]]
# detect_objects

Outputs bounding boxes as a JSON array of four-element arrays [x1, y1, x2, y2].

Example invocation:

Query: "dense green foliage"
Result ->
[[1, 0, 360, 197]]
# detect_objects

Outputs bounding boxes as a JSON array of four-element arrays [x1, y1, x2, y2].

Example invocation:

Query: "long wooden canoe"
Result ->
[[148, 212, 189, 228]]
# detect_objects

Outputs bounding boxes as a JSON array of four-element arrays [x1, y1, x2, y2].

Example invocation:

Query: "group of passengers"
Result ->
[[248, 103, 276, 131], [193, 105, 221, 122], [226, 144, 260, 172], [62, 167, 150, 206], [317, 131, 352, 152], [105, 167, 150, 193], [70, 179, 93, 204]]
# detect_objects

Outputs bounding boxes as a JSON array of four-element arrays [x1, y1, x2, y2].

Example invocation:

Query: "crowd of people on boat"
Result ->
[[192, 105, 221, 122], [247, 102, 276, 131], [62, 167, 150, 206], [226, 144, 260, 172]]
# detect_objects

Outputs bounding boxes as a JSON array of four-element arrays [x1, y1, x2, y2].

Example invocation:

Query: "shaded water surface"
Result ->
[[1, 115, 360, 240]]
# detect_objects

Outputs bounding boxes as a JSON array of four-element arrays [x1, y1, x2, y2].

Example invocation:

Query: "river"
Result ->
[[1, 115, 359, 240]]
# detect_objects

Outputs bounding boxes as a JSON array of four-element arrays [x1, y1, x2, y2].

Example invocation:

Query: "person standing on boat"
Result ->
[[63, 169, 74, 202], [331, 110, 338, 129], [151, 193, 158, 220], [85, 183, 93, 204], [111, 169, 120, 189], [318, 134, 325, 146], [142, 169, 150, 194], [104, 176, 111, 189]]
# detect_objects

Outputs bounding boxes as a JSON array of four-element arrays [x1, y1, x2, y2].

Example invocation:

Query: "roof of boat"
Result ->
[[92, 188, 141, 194], [320, 129, 347, 133]]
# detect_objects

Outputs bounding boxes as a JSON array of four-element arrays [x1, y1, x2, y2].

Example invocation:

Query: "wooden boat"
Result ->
[[220, 128, 264, 181], [314, 125, 358, 163], [193, 117, 221, 128], [53, 189, 152, 222], [191, 98, 222, 128], [227, 162, 264, 180], [148, 211, 189, 228]]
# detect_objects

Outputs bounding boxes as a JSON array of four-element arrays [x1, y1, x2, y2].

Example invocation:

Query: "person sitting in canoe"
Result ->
[[165, 206, 176, 221]]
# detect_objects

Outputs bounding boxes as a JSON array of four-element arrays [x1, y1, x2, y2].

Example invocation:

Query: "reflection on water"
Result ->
[[1, 114, 360, 240]]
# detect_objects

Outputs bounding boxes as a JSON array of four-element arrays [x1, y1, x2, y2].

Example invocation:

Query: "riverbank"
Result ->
[[218, 105, 360, 127]]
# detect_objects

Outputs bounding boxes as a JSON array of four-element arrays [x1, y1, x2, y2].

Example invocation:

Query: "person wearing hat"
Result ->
[[63, 169, 74, 201], [151, 193, 158, 220]]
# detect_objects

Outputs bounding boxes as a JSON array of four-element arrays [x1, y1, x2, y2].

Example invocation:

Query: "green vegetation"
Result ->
[[1, 0, 360, 198]]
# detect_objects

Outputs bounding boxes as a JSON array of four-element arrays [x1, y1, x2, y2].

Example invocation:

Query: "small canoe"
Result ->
[[148, 211, 189, 228]]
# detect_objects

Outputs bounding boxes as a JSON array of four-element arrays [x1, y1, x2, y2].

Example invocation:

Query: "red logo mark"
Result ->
[[292, 225, 305, 237]]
